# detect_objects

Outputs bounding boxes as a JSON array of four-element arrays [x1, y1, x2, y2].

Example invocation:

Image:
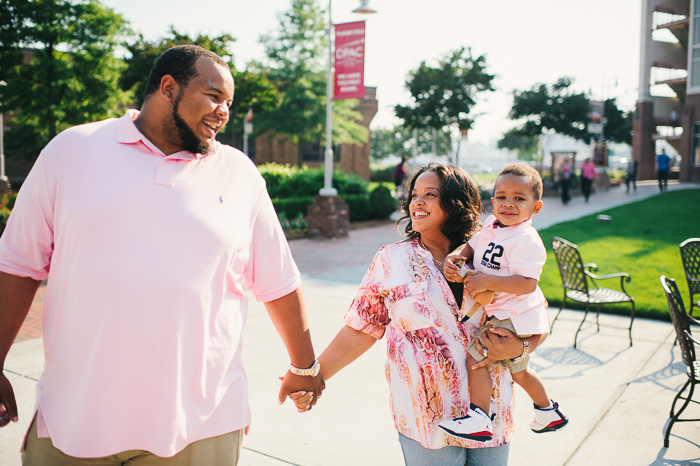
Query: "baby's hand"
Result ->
[[444, 255, 467, 282], [289, 391, 314, 413], [464, 272, 488, 296]]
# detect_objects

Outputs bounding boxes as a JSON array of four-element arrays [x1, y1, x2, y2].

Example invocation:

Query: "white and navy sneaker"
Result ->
[[438, 404, 494, 442], [530, 400, 568, 433]]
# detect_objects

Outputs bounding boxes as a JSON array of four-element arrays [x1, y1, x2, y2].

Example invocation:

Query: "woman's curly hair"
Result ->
[[397, 163, 483, 250]]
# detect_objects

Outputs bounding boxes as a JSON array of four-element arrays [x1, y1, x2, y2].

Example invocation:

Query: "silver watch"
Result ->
[[512, 340, 529, 362]]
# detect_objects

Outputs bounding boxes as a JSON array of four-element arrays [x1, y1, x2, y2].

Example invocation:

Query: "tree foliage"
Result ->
[[395, 47, 494, 135], [603, 98, 632, 145], [497, 128, 539, 161], [370, 126, 450, 160], [1, 0, 133, 160], [506, 77, 633, 146], [255, 0, 367, 155], [509, 77, 589, 142]]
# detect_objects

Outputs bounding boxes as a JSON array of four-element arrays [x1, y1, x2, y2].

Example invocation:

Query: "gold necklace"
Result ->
[[419, 237, 444, 267]]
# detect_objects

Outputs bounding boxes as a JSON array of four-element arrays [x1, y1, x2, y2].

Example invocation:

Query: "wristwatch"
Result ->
[[289, 359, 321, 377], [512, 340, 529, 362]]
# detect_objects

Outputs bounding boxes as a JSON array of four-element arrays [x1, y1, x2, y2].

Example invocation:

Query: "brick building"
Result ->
[[635, 0, 700, 182]]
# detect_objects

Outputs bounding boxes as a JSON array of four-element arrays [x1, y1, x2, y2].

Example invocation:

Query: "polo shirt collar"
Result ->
[[115, 109, 218, 160], [484, 214, 532, 240]]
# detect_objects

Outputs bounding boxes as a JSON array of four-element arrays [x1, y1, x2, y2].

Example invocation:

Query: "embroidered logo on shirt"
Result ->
[[219, 196, 224, 204]]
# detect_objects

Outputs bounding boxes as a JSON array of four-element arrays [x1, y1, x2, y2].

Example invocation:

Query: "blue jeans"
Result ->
[[398, 433, 510, 466]]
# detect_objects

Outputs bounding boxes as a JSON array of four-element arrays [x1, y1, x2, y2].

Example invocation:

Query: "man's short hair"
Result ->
[[143, 45, 227, 99], [497, 163, 543, 201]]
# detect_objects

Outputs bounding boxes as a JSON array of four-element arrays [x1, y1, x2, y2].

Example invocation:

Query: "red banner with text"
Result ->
[[333, 21, 365, 100]]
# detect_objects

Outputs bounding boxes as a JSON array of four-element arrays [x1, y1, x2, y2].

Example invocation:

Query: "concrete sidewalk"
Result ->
[[2, 181, 699, 465]]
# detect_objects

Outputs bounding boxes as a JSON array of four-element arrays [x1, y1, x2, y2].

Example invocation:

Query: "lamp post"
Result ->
[[319, 0, 376, 196], [0, 81, 8, 191]]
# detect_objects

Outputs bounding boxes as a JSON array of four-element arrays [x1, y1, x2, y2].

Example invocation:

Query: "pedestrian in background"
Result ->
[[626, 158, 638, 193], [579, 158, 596, 203], [393, 155, 409, 195], [0, 45, 323, 465], [656, 148, 671, 192], [559, 158, 573, 205]]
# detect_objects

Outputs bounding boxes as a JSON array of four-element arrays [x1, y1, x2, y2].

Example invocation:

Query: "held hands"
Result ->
[[277, 371, 325, 413], [0, 373, 17, 427], [288, 390, 315, 413]]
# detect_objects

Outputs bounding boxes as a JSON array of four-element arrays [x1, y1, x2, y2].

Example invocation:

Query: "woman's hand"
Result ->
[[471, 326, 525, 370], [288, 390, 317, 413], [443, 255, 465, 283]]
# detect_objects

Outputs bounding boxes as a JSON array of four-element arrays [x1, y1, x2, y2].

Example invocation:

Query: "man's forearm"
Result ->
[[264, 287, 315, 368], [0, 272, 41, 367]]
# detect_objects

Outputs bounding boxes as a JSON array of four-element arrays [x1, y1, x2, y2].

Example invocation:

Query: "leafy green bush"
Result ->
[[341, 194, 372, 222], [272, 196, 314, 220], [369, 185, 396, 219], [370, 165, 394, 182], [258, 163, 368, 198], [277, 212, 308, 235]]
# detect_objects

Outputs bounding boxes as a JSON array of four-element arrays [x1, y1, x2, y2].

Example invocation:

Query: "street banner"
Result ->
[[588, 100, 604, 135], [334, 21, 365, 100]]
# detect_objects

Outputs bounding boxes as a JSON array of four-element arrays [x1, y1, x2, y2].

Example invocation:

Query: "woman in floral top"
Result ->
[[295, 164, 526, 465]]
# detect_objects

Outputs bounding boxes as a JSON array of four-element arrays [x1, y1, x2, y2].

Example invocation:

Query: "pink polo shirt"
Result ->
[[0, 110, 301, 457], [581, 161, 597, 180], [468, 215, 549, 336]]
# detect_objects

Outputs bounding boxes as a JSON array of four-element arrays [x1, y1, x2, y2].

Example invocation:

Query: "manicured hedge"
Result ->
[[259, 164, 368, 198], [271, 188, 396, 223]]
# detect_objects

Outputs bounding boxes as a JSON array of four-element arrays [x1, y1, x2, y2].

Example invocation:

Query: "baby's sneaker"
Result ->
[[530, 400, 568, 433], [438, 404, 493, 442]]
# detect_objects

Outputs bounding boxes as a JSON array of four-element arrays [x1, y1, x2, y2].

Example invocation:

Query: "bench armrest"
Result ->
[[584, 270, 632, 295]]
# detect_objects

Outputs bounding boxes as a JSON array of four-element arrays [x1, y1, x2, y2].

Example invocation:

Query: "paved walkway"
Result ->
[[2, 180, 699, 465]]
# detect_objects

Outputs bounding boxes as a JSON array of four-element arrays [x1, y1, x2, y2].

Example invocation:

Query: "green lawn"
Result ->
[[537, 189, 700, 321]]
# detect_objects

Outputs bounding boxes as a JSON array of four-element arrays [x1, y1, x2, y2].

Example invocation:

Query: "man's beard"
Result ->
[[172, 95, 212, 155]]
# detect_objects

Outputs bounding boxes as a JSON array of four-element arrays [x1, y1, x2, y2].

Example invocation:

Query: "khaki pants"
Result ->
[[466, 316, 531, 373], [22, 417, 244, 466]]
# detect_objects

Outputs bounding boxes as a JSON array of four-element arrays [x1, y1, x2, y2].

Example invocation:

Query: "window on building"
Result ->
[[694, 122, 700, 165], [691, 1, 700, 90], [300, 140, 341, 163]]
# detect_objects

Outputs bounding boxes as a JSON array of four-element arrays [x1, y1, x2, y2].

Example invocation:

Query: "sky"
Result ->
[[101, 0, 643, 149]]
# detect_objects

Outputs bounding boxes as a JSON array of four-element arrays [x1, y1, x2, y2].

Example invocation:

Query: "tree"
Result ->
[[508, 77, 589, 142], [120, 28, 278, 148], [603, 98, 632, 145], [255, 0, 368, 163], [1, 0, 133, 161], [505, 78, 633, 149], [370, 126, 446, 160], [497, 128, 539, 161], [394, 47, 494, 157]]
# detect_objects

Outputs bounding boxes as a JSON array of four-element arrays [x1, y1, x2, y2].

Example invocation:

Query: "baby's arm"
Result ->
[[464, 272, 538, 297], [443, 243, 475, 282]]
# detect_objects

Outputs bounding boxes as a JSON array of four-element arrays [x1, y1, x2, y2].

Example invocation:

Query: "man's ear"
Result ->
[[159, 75, 179, 102]]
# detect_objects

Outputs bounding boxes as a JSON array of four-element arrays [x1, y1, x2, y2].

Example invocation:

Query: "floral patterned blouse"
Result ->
[[344, 238, 515, 449]]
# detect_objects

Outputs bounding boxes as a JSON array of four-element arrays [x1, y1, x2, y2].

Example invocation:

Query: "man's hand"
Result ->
[[278, 372, 325, 409], [0, 372, 17, 427]]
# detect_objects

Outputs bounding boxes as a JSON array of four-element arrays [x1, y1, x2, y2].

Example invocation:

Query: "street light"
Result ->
[[0, 81, 7, 184], [320, 0, 376, 196]]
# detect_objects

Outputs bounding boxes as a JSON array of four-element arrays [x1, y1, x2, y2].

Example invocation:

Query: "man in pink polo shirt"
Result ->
[[0, 45, 323, 465]]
